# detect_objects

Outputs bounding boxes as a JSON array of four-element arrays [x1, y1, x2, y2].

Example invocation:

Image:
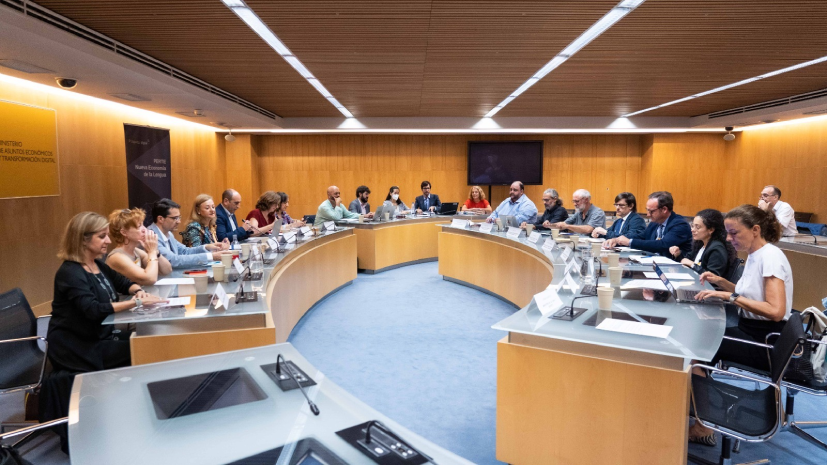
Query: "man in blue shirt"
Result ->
[[487, 181, 538, 225], [604, 191, 692, 257]]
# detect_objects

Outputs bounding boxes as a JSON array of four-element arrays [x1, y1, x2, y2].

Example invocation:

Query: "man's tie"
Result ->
[[656, 224, 664, 240], [424, 197, 429, 210]]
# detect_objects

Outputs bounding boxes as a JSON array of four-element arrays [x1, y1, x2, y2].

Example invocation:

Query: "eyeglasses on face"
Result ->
[[166, 215, 181, 221], [613, 203, 629, 208]]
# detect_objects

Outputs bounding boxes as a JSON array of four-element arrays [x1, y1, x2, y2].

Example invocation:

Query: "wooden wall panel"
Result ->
[[0, 80, 223, 313]]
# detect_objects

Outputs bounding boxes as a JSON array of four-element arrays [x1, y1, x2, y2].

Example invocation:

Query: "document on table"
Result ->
[[643, 272, 694, 281], [629, 255, 679, 265], [154, 278, 195, 286], [156, 297, 191, 308], [596, 318, 673, 338], [621, 279, 668, 291], [450, 219, 469, 229]]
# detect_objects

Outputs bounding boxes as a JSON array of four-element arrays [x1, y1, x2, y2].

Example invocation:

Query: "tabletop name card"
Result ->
[[563, 272, 580, 292], [532, 287, 564, 317], [450, 219, 469, 229], [323, 221, 336, 231], [542, 239, 556, 252], [214, 283, 229, 309], [527, 231, 541, 243], [282, 231, 297, 243], [299, 226, 312, 235], [560, 246, 572, 262], [506, 226, 522, 240], [267, 237, 278, 250], [233, 258, 244, 274], [479, 222, 494, 233]]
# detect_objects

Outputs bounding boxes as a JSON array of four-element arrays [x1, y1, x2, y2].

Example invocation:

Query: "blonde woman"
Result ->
[[106, 208, 171, 286], [183, 194, 229, 248], [461, 185, 492, 214], [48, 212, 165, 373]]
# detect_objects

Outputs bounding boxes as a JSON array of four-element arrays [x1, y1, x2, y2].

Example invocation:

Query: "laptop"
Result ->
[[438, 202, 458, 215], [652, 263, 724, 304], [503, 215, 520, 228]]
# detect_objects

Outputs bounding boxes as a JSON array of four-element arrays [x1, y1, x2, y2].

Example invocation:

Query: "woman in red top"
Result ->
[[245, 191, 281, 235], [461, 185, 492, 214]]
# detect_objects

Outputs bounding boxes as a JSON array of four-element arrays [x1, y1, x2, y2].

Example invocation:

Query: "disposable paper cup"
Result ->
[[194, 275, 208, 293], [609, 267, 622, 287], [551, 229, 560, 239], [495, 219, 503, 231], [358, 215, 364, 223], [608, 253, 620, 267], [525, 224, 535, 234], [597, 286, 614, 310], [383, 212, 390, 221], [591, 242, 602, 255], [212, 263, 225, 282], [241, 243, 251, 259], [220, 253, 232, 269]]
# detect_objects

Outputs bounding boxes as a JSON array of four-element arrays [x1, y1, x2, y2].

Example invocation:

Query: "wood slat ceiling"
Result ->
[[29, 0, 827, 119]]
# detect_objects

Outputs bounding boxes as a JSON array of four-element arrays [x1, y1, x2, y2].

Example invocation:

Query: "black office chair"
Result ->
[[688, 312, 806, 465], [0, 288, 48, 395]]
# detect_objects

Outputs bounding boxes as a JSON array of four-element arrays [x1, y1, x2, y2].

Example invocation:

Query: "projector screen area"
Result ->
[[467, 141, 543, 186]]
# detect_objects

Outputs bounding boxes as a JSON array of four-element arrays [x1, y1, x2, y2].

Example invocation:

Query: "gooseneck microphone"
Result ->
[[276, 354, 319, 416]]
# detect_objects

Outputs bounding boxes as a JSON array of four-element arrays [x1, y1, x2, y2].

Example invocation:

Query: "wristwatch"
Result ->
[[729, 293, 740, 303]]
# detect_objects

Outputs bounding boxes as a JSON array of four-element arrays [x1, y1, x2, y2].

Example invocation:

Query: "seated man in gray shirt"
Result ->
[[549, 189, 606, 235]]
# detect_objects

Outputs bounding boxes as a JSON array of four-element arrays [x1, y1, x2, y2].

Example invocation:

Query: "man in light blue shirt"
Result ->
[[314, 185, 360, 226], [487, 181, 538, 225], [148, 198, 225, 269]]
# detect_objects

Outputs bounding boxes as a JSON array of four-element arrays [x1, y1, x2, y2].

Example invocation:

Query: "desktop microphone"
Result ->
[[243, 219, 267, 236], [276, 354, 319, 416], [562, 293, 591, 317], [364, 420, 434, 462]]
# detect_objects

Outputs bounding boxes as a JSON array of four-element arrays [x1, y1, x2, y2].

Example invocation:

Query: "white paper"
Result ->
[[560, 246, 572, 262], [233, 258, 244, 274], [214, 283, 229, 309], [542, 239, 556, 252], [451, 219, 469, 229], [154, 278, 195, 286], [299, 226, 311, 235], [643, 272, 694, 281], [532, 288, 564, 317], [479, 223, 494, 233], [616, 247, 642, 252], [629, 255, 679, 265], [506, 226, 521, 239], [596, 318, 673, 338], [528, 231, 541, 243], [323, 221, 335, 231], [620, 279, 668, 291], [156, 297, 191, 308]]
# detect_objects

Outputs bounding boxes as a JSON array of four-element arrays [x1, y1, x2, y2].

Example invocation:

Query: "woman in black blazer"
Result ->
[[669, 209, 739, 280], [48, 212, 165, 373]]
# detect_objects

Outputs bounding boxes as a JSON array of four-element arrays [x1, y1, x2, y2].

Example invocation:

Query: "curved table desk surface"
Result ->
[[776, 236, 827, 310], [438, 225, 726, 465], [115, 228, 356, 365], [69, 342, 473, 465], [338, 213, 487, 273]]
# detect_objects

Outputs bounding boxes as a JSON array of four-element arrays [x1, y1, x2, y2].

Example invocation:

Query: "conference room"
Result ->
[[2, 1, 827, 464]]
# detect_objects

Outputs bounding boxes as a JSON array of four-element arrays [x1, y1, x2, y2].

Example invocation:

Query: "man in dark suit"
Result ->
[[216, 188, 253, 242], [348, 185, 373, 216], [413, 180, 441, 214], [604, 191, 692, 257], [592, 192, 646, 240]]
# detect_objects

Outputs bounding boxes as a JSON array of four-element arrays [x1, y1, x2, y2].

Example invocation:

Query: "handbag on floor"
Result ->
[[801, 306, 827, 383]]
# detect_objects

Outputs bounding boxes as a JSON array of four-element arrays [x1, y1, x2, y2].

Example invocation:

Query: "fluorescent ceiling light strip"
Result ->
[[222, 0, 354, 117], [623, 54, 827, 117], [486, 0, 645, 117]]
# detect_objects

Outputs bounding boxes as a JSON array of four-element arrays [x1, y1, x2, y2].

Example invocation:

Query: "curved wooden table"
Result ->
[[349, 216, 452, 273], [438, 226, 694, 465], [129, 230, 356, 364]]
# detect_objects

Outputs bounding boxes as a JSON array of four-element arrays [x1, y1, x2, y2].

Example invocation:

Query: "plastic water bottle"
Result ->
[[232, 234, 239, 251]]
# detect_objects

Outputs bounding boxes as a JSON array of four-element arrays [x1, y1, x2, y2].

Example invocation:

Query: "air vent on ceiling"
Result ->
[[0, 0, 278, 120], [109, 92, 150, 102], [176, 110, 206, 118], [0, 58, 55, 73], [803, 108, 827, 116], [705, 87, 827, 119]]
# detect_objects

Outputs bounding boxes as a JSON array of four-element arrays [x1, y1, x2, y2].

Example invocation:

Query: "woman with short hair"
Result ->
[[105, 208, 171, 286], [48, 212, 165, 373], [245, 191, 281, 235], [461, 185, 492, 214]]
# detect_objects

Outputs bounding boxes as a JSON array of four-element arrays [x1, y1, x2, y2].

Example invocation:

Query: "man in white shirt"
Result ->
[[758, 185, 797, 237]]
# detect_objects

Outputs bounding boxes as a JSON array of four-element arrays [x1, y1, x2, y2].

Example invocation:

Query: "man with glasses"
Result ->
[[149, 198, 225, 268], [549, 189, 606, 235], [592, 192, 646, 240], [758, 185, 797, 237], [486, 181, 538, 225], [521, 188, 568, 230], [216, 188, 253, 242], [604, 191, 692, 257]]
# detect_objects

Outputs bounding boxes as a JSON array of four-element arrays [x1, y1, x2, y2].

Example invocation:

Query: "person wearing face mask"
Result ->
[[49, 212, 167, 373], [592, 192, 645, 240], [105, 208, 171, 286], [549, 188, 606, 234], [383, 185, 411, 215]]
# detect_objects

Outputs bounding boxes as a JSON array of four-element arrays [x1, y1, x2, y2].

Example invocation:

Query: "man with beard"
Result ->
[[486, 181, 538, 225], [550, 189, 606, 235]]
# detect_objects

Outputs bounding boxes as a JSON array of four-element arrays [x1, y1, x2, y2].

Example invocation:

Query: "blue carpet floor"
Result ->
[[289, 261, 827, 465]]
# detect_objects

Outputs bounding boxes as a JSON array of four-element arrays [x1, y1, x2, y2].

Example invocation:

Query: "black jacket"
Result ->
[[533, 204, 569, 229], [47, 260, 135, 372], [680, 240, 731, 278]]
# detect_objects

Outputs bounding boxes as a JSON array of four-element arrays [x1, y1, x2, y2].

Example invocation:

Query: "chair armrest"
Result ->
[[809, 338, 827, 346], [691, 363, 778, 388], [0, 336, 46, 345], [723, 335, 773, 349], [0, 417, 68, 441]]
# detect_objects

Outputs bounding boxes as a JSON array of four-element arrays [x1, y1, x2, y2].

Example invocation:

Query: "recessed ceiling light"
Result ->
[[623, 55, 827, 117], [109, 93, 151, 102], [0, 59, 55, 74], [485, 0, 647, 118], [221, 0, 353, 118]]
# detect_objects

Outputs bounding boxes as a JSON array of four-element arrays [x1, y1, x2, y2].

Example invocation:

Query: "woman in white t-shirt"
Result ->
[[689, 204, 793, 445]]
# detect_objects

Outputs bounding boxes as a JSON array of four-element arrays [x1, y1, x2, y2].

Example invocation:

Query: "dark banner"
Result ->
[[124, 124, 171, 220]]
